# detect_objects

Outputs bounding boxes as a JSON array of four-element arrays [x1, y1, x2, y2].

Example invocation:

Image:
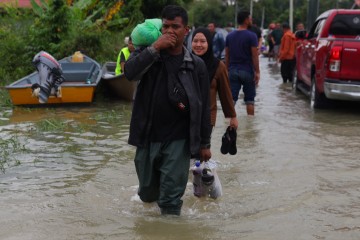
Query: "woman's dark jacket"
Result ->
[[124, 46, 212, 155]]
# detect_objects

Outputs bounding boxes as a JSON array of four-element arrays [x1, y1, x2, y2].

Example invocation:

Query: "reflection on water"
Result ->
[[1, 58, 360, 239]]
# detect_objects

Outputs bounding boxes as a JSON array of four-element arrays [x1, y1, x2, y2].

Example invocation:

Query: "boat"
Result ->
[[5, 53, 102, 106], [101, 62, 136, 101]]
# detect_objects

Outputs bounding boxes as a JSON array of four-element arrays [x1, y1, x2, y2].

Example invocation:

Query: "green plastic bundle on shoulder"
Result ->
[[131, 18, 162, 47]]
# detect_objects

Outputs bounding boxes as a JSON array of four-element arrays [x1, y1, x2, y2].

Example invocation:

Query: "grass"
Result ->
[[0, 88, 12, 108], [93, 109, 123, 123], [35, 118, 69, 132], [0, 135, 27, 173]]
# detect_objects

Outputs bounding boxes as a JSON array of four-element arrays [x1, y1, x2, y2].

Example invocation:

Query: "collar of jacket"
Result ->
[[181, 47, 195, 71], [159, 47, 195, 71]]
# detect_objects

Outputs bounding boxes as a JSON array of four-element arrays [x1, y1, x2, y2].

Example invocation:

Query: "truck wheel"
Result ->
[[310, 75, 328, 109], [292, 68, 299, 91]]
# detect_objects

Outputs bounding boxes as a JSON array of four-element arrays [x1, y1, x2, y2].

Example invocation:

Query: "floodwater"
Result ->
[[1, 57, 360, 240]]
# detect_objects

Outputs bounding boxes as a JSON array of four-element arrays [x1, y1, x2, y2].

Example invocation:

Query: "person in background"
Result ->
[[191, 27, 238, 130], [279, 22, 296, 83], [296, 22, 305, 31], [124, 5, 212, 216], [208, 22, 225, 59], [225, 11, 260, 116], [248, 22, 262, 55], [225, 22, 235, 33], [115, 36, 135, 75], [267, 23, 275, 61], [269, 23, 283, 62]]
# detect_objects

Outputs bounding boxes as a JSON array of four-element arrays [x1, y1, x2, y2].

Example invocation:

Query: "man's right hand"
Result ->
[[152, 33, 177, 51], [255, 72, 260, 86], [199, 148, 211, 162]]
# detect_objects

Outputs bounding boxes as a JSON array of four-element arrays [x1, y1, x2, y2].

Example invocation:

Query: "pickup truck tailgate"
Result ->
[[340, 41, 360, 81]]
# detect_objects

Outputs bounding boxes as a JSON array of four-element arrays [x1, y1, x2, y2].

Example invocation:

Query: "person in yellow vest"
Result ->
[[115, 36, 135, 75]]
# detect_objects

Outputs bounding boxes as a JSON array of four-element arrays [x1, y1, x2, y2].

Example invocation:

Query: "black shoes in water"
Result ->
[[220, 126, 237, 155]]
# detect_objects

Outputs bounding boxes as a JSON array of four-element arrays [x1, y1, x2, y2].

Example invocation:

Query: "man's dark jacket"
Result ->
[[124, 46, 212, 155]]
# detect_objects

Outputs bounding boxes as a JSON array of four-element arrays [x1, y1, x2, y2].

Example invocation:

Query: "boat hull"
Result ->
[[101, 62, 136, 101], [7, 84, 96, 105], [5, 54, 102, 106]]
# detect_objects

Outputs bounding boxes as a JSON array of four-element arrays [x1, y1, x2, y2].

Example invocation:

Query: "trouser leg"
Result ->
[[229, 70, 242, 105], [134, 139, 190, 215], [134, 143, 162, 203], [281, 60, 293, 83], [158, 139, 190, 215]]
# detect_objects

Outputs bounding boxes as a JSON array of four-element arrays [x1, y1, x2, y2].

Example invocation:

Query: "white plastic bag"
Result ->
[[190, 159, 222, 199]]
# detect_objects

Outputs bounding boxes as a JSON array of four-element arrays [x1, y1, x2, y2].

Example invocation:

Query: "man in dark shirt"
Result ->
[[124, 5, 212, 216], [225, 11, 260, 116], [248, 23, 262, 54], [269, 23, 283, 62]]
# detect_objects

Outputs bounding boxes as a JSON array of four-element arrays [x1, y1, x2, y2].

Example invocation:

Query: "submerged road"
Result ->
[[1, 56, 360, 239]]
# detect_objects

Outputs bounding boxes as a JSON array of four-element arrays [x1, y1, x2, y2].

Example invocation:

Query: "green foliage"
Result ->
[[30, 0, 48, 16], [35, 118, 69, 132], [0, 136, 27, 173], [0, 18, 34, 85], [28, 0, 71, 58], [189, 0, 230, 27], [0, 89, 12, 108], [119, 0, 143, 30]]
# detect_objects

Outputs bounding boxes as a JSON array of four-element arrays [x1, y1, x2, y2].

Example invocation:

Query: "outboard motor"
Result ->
[[32, 51, 64, 103]]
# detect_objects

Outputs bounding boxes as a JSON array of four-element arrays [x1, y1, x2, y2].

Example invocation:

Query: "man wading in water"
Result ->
[[124, 5, 212, 216]]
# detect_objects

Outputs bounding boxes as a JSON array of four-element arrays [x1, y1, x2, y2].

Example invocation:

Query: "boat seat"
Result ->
[[61, 62, 96, 82]]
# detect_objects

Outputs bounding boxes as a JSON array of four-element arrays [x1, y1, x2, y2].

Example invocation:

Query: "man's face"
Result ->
[[247, 16, 253, 27], [128, 41, 135, 52], [207, 23, 215, 33], [162, 17, 189, 47], [296, 23, 304, 31]]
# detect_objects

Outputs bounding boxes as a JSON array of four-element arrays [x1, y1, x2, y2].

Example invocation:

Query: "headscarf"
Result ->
[[191, 27, 220, 82]]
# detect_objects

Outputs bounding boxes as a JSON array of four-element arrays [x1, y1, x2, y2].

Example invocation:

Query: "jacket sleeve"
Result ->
[[279, 34, 290, 60], [124, 46, 160, 81], [216, 62, 236, 118], [197, 60, 212, 148]]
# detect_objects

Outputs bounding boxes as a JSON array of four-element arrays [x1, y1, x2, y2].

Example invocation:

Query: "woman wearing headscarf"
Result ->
[[191, 27, 238, 130]]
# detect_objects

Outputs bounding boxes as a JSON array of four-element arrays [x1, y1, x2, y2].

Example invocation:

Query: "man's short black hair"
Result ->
[[237, 11, 250, 25], [161, 5, 188, 25], [282, 22, 290, 29]]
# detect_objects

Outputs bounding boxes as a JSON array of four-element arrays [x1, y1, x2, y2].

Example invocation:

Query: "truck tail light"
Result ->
[[329, 46, 342, 72]]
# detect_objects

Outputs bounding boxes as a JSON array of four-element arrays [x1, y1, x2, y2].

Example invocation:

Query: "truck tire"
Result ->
[[310, 75, 328, 109], [292, 68, 299, 92]]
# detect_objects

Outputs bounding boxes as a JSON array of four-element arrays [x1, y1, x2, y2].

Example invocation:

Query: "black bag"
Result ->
[[167, 75, 189, 112]]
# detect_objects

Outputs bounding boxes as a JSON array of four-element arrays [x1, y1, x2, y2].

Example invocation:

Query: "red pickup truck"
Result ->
[[294, 9, 360, 108]]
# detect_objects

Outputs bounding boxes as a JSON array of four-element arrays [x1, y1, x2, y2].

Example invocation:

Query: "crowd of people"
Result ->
[[116, 4, 301, 216]]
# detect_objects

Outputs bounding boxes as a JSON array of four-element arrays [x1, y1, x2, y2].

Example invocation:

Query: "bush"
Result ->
[[0, 19, 34, 85]]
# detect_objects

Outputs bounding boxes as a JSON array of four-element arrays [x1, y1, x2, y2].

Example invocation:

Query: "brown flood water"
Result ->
[[1, 57, 360, 240]]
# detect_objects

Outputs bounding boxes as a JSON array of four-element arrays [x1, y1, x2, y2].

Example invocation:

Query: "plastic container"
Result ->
[[72, 51, 84, 63], [190, 159, 223, 199], [201, 167, 222, 199], [191, 160, 204, 197]]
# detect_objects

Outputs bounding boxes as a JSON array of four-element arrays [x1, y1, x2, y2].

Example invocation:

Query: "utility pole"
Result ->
[[235, 0, 238, 28], [250, 0, 259, 17], [290, 0, 293, 31], [261, 7, 265, 29], [307, 0, 319, 30], [250, 0, 253, 16]]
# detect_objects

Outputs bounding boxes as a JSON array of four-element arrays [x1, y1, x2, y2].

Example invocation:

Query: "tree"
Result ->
[[189, 0, 233, 27], [140, 0, 192, 19]]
